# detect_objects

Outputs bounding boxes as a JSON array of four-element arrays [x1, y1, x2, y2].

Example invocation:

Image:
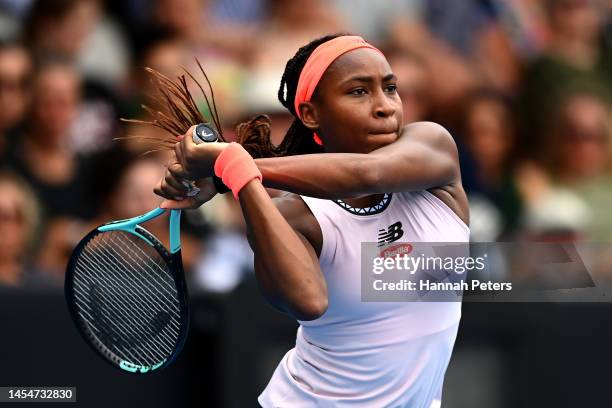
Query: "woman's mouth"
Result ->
[[369, 130, 398, 137]]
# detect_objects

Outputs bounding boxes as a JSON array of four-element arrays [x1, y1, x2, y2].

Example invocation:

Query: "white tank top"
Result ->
[[258, 190, 470, 408]]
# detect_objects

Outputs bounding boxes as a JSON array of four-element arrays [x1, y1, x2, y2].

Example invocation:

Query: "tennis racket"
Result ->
[[65, 123, 217, 374]]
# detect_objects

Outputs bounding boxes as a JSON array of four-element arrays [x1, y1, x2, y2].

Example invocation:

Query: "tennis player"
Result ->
[[155, 34, 469, 408]]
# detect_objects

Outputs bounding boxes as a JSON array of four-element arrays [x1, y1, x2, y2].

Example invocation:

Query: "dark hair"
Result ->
[[236, 33, 349, 158], [129, 34, 349, 158]]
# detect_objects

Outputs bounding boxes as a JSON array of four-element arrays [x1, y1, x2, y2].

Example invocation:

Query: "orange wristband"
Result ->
[[214, 142, 262, 199]]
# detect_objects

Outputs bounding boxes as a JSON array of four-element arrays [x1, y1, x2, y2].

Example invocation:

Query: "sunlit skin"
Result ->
[[155, 46, 469, 320]]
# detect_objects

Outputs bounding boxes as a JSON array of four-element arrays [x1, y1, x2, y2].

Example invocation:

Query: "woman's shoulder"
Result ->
[[401, 121, 454, 142], [399, 121, 458, 158]]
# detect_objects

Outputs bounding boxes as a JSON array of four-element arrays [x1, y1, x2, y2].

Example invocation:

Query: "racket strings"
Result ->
[[71, 230, 183, 367], [76, 244, 176, 365], [74, 257, 172, 365]]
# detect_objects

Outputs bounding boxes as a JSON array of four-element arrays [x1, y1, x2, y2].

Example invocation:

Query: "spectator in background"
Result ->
[[23, 0, 129, 87], [23, 0, 126, 155], [0, 41, 31, 158], [520, 0, 612, 156], [537, 92, 612, 239], [151, 0, 259, 62], [544, 92, 611, 184], [508, 91, 612, 241], [331, 0, 423, 45], [251, 0, 344, 72], [384, 0, 522, 123], [242, 0, 345, 131], [387, 13, 479, 122], [386, 50, 431, 124], [121, 32, 190, 131], [139, 0, 252, 126], [0, 171, 52, 287], [425, 0, 522, 95], [459, 90, 523, 239], [150, 0, 205, 44], [5, 60, 93, 220]]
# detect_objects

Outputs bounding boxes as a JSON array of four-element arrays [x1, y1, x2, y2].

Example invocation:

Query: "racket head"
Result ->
[[65, 224, 189, 375]]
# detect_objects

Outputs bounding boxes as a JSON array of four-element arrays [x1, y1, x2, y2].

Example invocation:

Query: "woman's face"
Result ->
[[308, 48, 403, 154]]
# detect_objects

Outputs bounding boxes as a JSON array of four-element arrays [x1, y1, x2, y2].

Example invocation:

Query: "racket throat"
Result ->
[[169, 210, 181, 253]]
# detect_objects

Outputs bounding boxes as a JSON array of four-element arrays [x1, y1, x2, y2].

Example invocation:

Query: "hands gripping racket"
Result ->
[[65, 124, 217, 374]]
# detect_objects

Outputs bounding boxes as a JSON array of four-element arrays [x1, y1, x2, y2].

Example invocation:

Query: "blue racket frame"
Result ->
[[99, 208, 182, 253], [65, 207, 190, 375]]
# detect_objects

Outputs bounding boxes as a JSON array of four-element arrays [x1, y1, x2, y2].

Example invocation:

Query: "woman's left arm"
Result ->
[[255, 121, 459, 199], [157, 122, 459, 202]]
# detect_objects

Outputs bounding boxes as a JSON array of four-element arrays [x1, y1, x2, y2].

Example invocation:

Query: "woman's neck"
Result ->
[[340, 193, 386, 209]]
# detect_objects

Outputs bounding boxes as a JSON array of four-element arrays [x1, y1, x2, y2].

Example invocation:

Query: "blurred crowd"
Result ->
[[2, 0, 612, 289]]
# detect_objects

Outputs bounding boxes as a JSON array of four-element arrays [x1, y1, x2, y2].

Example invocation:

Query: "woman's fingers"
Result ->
[[154, 177, 187, 201], [165, 171, 190, 193], [160, 198, 198, 210], [168, 162, 190, 180], [159, 178, 218, 210], [174, 142, 187, 171], [168, 160, 190, 180]]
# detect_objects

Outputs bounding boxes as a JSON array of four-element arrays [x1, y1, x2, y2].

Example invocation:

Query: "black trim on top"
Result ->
[[333, 193, 392, 216]]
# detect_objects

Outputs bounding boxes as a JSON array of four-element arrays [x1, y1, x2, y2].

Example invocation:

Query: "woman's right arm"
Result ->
[[238, 179, 328, 321]]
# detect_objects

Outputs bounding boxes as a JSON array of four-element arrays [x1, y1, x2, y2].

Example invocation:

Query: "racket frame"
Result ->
[[65, 208, 190, 375]]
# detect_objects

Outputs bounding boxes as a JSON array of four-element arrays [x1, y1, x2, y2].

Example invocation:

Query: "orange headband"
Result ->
[[294, 35, 384, 119]]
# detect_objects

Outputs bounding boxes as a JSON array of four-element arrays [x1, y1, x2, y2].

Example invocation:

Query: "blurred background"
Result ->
[[1, 0, 612, 407]]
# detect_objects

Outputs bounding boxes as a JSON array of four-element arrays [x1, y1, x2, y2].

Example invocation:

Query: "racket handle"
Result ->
[[185, 123, 220, 196]]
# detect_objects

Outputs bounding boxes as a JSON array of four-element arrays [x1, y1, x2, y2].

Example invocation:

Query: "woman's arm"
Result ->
[[158, 121, 459, 202], [256, 121, 459, 199], [239, 180, 328, 321]]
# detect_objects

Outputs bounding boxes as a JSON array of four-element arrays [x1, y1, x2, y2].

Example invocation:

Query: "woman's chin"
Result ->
[[367, 133, 398, 151]]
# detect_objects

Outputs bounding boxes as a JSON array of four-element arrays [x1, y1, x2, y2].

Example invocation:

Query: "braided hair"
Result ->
[[235, 33, 347, 158], [125, 34, 347, 158]]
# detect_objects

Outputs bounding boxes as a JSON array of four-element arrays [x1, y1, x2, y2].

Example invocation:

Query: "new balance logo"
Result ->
[[378, 221, 404, 247]]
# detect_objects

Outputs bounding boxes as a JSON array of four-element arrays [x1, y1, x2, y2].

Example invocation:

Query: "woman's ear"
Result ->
[[298, 102, 319, 131]]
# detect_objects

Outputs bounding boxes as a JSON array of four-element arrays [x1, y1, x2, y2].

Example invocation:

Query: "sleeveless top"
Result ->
[[258, 190, 470, 408]]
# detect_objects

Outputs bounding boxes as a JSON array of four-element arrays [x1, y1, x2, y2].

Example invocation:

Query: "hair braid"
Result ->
[[125, 34, 350, 159]]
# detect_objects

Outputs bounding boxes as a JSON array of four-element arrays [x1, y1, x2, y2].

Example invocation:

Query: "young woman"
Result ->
[[155, 34, 469, 408]]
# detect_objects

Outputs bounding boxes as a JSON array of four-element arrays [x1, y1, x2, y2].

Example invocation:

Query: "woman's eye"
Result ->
[[385, 84, 398, 93], [350, 88, 367, 96]]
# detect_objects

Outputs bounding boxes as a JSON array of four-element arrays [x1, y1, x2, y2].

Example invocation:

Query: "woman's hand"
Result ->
[[172, 125, 229, 180], [157, 177, 218, 210]]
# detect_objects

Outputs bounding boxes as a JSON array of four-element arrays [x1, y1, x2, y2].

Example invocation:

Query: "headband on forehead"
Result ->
[[294, 35, 384, 120]]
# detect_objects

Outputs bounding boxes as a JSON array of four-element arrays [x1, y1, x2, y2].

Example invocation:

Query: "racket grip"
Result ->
[[189, 123, 230, 194]]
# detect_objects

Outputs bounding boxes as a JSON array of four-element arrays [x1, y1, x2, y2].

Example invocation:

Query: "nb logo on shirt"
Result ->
[[378, 221, 404, 247]]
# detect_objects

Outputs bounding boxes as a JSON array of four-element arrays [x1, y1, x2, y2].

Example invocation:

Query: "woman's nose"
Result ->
[[374, 92, 396, 118]]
